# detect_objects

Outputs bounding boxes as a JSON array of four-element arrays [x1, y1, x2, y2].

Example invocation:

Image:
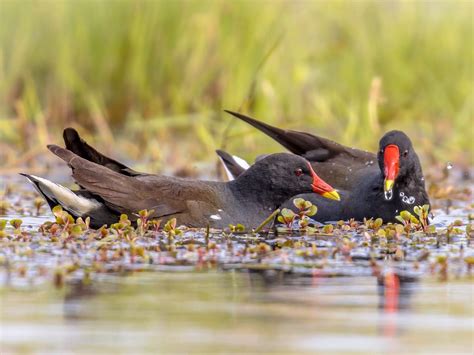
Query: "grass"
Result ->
[[0, 0, 472, 172]]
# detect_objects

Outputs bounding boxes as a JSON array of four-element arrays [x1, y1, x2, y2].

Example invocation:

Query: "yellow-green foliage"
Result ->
[[0, 0, 472, 165]]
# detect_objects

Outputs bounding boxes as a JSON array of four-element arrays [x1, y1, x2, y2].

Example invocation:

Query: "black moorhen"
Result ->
[[22, 129, 340, 229], [221, 111, 430, 223]]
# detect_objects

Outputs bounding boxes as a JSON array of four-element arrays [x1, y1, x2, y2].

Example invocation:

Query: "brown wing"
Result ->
[[224, 110, 377, 189], [47, 144, 219, 219], [63, 128, 144, 177], [224, 110, 375, 162]]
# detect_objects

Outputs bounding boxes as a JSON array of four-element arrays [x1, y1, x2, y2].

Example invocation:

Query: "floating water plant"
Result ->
[[413, 205, 430, 231], [0, 219, 6, 238], [277, 198, 318, 230], [0, 200, 10, 214], [229, 223, 246, 233], [9, 219, 22, 235], [135, 209, 154, 235], [277, 208, 296, 228]]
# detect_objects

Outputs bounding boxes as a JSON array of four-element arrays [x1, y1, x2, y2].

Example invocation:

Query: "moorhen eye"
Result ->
[[294, 168, 303, 176], [403, 150, 409, 157]]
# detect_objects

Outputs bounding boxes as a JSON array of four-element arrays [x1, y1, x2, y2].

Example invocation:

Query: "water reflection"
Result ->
[[377, 270, 418, 338], [2, 270, 472, 354], [63, 281, 99, 321], [377, 271, 417, 312]]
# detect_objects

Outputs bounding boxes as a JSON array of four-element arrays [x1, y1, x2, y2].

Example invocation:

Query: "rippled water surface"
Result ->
[[1, 175, 473, 354]]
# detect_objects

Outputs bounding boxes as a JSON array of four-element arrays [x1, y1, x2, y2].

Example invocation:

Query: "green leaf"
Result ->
[[306, 205, 318, 217], [52, 205, 63, 217], [164, 218, 177, 232], [322, 224, 334, 233], [374, 218, 383, 229], [400, 210, 412, 221], [10, 219, 22, 229], [70, 225, 82, 237], [299, 216, 309, 228], [395, 216, 405, 224], [281, 208, 296, 219], [413, 206, 421, 217]]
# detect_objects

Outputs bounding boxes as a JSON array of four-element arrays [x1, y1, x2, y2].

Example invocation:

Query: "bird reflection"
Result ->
[[63, 280, 98, 321], [377, 270, 418, 337]]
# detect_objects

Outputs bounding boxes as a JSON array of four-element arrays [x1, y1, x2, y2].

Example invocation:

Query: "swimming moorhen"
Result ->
[[22, 129, 340, 229], [221, 111, 430, 223]]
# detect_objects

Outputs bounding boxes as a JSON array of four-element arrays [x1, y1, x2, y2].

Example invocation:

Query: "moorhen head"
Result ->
[[228, 152, 341, 205], [378, 130, 424, 201]]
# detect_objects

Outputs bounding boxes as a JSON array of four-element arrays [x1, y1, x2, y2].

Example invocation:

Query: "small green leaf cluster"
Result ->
[[135, 209, 156, 235], [277, 198, 318, 229], [39, 205, 90, 239], [164, 218, 182, 239], [413, 204, 430, 231], [0, 219, 7, 238], [229, 224, 245, 233]]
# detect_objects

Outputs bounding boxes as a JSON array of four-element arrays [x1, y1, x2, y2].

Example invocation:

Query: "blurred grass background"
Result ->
[[0, 0, 472, 175]]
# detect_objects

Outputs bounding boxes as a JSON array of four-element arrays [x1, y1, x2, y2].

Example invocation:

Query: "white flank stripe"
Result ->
[[29, 175, 101, 215]]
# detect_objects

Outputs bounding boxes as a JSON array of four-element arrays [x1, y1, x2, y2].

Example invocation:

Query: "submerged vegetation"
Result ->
[[1, 0, 473, 175]]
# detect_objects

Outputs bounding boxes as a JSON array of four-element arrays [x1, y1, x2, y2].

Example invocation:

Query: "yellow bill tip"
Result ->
[[384, 179, 394, 192], [322, 190, 340, 201]]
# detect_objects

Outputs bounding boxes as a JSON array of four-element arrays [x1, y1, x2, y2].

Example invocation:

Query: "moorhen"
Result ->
[[22, 129, 340, 229], [220, 111, 430, 223]]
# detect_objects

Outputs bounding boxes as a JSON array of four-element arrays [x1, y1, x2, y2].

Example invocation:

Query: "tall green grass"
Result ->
[[0, 0, 472, 168]]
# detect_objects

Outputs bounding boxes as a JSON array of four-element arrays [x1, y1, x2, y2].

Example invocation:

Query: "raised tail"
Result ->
[[223, 110, 355, 160], [215, 149, 250, 180], [63, 128, 142, 176]]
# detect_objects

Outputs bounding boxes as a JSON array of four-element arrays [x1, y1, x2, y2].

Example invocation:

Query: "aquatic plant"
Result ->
[[413, 205, 430, 232], [229, 224, 246, 233], [135, 209, 155, 235], [0, 219, 6, 238], [277, 198, 318, 230], [0, 201, 10, 215], [277, 208, 297, 228], [9, 219, 22, 236]]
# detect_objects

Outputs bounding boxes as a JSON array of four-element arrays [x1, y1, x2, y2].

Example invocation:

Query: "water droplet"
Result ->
[[446, 162, 453, 170], [384, 189, 393, 201]]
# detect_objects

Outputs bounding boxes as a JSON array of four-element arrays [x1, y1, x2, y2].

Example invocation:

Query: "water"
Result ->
[[1, 176, 473, 354], [1, 273, 472, 354]]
